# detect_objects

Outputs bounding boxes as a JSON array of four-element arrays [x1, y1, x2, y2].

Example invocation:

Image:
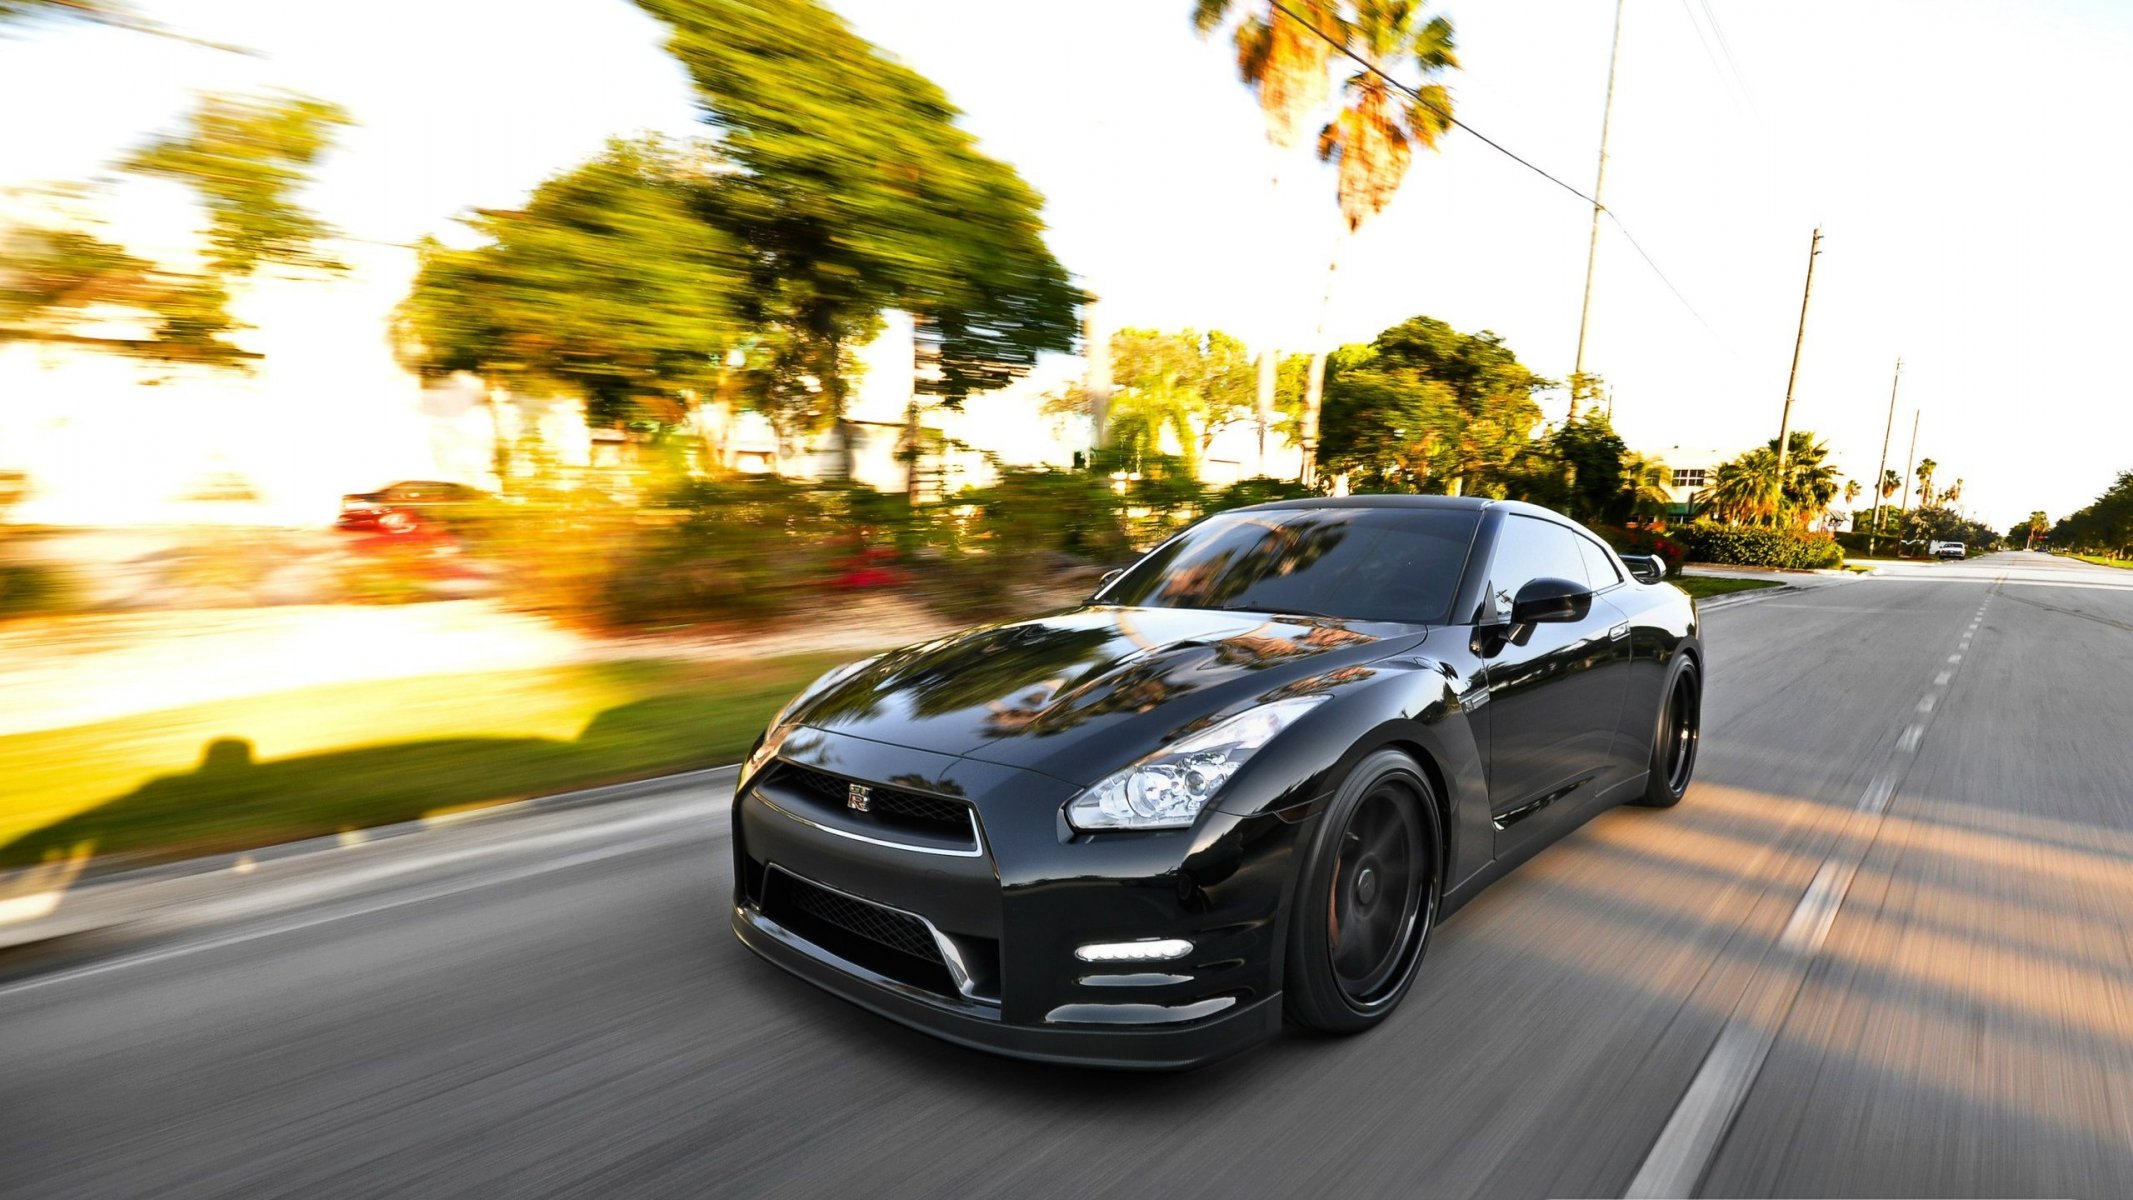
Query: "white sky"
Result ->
[[4, 0, 2129, 528]]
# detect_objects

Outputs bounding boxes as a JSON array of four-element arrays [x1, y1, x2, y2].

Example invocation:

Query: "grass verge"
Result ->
[[2072, 554, 2133, 570], [0, 652, 857, 870], [1673, 574, 1784, 600]]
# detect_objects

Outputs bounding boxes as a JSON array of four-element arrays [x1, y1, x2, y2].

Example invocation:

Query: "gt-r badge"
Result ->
[[846, 783, 872, 812]]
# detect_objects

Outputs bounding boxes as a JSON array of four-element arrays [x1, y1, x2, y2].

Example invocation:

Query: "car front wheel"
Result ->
[[1283, 749, 1443, 1034]]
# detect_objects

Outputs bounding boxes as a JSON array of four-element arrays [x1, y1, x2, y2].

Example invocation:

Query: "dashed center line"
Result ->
[[1626, 591, 1981, 1198]]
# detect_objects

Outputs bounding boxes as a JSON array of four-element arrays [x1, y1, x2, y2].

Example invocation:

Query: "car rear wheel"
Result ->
[[1635, 657, 1700, 807], [1284, 749, 1442, 1034]]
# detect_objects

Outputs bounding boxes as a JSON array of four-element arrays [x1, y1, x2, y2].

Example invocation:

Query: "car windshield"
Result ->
[[1100, 507, 1481, 624]]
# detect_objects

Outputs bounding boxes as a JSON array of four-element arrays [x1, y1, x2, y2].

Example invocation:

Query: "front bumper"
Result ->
[[729, 728, 1307, 1069], [733, 903, 1283, 1070]]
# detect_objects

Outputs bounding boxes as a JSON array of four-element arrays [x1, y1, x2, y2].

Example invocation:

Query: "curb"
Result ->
[[1695, 584, 1801, 612], [0, 763, 740, 953]]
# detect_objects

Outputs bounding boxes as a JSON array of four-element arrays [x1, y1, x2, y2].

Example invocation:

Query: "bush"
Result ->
[[1595, 526, 1689, 573], [0, 562, 76, 618], [1209, 476, 1317, 512], [1676, 524, 1844, 570]]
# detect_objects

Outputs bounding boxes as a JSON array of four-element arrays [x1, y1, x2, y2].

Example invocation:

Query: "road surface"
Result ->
[[4, 552, 2130, 1199]]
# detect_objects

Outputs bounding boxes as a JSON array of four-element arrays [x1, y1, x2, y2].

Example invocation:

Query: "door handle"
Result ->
[[1609, 622, 1630, 641]]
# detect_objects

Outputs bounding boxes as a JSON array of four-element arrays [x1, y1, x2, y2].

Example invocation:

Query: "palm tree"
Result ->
[[1103, 380, 1203, 475], [1844, 479, 1862, 508], [1771, 431, 1839, 526], [1298, 1, 1459, 484], [1620, 451, 1674, 522], [1193, 1, 1339, 472], [1915, 457, 1938, 508], [1879, 468, 1901, 501], [1698, 449, 1782, 525]]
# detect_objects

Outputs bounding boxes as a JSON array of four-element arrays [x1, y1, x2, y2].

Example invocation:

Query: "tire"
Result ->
[[1283, 749, 1443, 1034], [1635, 656, 1701, 807]]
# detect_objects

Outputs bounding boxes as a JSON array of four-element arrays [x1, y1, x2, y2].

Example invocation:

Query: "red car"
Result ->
[[336, 481, 491, 534]]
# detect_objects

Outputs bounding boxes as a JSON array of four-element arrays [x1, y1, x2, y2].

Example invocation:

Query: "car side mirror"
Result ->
[[1091, 567, 1125, 601], [1619, 554, 1667, 584], [1510, 577, 1593, 625]]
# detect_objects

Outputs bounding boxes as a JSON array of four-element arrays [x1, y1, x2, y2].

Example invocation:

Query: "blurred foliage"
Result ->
[[1102, 328, 1255, 471], [0, 561, 77, 618], [2050, 470, 2133, 556], [440, 457, 1322, 632], [121, 92, 351, 276], [0, 92, 346, 365], [397, 137, 746, 430], [631, 0, 1078, 463]]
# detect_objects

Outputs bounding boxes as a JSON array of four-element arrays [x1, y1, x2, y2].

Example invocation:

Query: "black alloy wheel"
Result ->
[[1285, 750, 1442, 1033], [1637, 658, 1701, 807]]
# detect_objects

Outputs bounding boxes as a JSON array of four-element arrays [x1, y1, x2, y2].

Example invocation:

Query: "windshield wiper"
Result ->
[[1215, 603, 1344, 621]]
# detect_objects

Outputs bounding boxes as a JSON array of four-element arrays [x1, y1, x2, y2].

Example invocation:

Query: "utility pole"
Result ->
[[1774, 226, 1823, 480], [1896, 409, 1920, 555], [1867, 357, 1900, 556], [1569, 0, 1626, 423]]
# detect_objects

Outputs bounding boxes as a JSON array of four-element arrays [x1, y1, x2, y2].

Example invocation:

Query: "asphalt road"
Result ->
[[5, 551, 2132, 1199]]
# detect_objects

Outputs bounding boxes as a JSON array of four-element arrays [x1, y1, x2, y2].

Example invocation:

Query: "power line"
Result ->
[[1604, 211, 1739, 358], [1674, 0, 1748, 117], [1266, 0, 1597, 207], [1265, 0, 1736, 355], [1695, 0, 1760, 120]]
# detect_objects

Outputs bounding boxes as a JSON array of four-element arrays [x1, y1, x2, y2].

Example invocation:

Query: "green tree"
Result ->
[[635, 0, 1078, 478], [0, 92, 347, 365], [1299, 1, 1458, 483], [1102, 328, 1255, 470], [122, 93, 351, 276], [397, 137, 749, 485], [2051, 471, 2133, 557], [1623, 451, 1675, 522], [1313, 315, 1548, 497]]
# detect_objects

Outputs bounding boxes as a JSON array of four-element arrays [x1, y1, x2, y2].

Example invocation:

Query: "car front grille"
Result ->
[[780, 872, 942, 962], [768, 762, 976, 842], [760, 867, 960, 996]]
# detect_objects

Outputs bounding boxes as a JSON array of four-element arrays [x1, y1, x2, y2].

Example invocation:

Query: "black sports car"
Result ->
[[730, 496, 1702, 1068]]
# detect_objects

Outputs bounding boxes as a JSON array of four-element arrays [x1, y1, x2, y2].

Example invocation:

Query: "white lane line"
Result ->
[[1897, 725, 1922, 752], [1948, 654, 1962, 663], [1626, 754, 1907, 1198], [1917, 694, 1936, 713], [1935, 671, 1952, 686]]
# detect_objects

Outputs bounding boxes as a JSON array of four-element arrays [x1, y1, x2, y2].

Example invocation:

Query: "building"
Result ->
[[1637, 444, 1739, 522]]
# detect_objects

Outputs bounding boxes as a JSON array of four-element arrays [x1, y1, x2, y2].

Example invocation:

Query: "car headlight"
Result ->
[[744, 655, 882, 778], [1065, 696, 1328, 832]]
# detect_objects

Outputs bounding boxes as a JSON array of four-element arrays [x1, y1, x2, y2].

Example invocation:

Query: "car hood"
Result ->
[[786, 605, 1424, 785]]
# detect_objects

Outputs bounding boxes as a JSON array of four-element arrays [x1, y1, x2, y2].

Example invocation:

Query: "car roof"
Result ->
[[1230, 494, 1560, 520]]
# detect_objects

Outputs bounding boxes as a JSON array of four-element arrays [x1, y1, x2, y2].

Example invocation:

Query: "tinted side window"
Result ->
[[1577, 535, 1623, 586], [1489, 516, 1589, 610]]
